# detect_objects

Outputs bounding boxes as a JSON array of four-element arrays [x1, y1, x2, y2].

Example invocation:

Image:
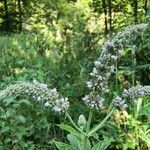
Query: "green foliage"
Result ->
[[0, 97, 54, 149], [104, 97, 150, 150], [53, 140, 73, 150], [0, 23, 150, 149], [67, 134, 82, 150], [0, 0, 150, 149], [53, 108, 115, 150], [57, 124, 80, 137], [91, 137, 113, 150]]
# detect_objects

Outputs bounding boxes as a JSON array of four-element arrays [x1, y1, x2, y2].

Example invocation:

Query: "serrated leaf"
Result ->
[[53, 140, 74, 150], [86, 139, 92, 150], [67, 134, 82, 150], [57, 124, 80, 137], [92, 137, 113, 150]]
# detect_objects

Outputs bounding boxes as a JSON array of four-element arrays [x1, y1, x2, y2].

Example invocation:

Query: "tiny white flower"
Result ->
[[37, 97, 41, 101], [111, 55, 117, 60], [90, 72, 95, 76], [94, 61, 100, 66], [97, 75, 102, 80], [93, 67, 97, 74], [86, 81, 93, 88], [53, 106, 61, 112], [45, 102, 51, 107]]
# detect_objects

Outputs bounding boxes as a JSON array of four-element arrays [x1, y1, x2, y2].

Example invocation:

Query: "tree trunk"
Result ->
[[3, 0, 9, 31], [108, 0, 112, 31], [102, 0, 108, 34], [133, 0, 138, 23], [144, 0, 148, 16], [18, 0, 22, 31]]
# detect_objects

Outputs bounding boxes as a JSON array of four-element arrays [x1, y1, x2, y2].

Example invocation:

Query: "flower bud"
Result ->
[[78, 114, 86, 128]]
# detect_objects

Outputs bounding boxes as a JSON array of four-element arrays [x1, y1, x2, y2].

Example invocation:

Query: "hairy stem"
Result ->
[[88, 108, 115, 136], [65, 111, 85, 135], [116, 60, 118, 92], [83, 109, 93, 150]]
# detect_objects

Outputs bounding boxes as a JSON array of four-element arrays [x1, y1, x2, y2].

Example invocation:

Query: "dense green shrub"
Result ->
[[0, 97, 53, 149]]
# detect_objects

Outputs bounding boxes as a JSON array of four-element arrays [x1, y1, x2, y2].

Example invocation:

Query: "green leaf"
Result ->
[[19, 141, 28, 148], [140, 103, 150, 116], [86, 139, 92, 150], [57, 124, 80, 137], [136, 98, 143, 117], [67, 134, 82, 150], [5, 109, 14, 117], [3, 97, 14, 105], [92, 137, 113, 150], [18, 126, 27, 135], [4, 138, 11, 143], [1, 127, 10, 133], [88, 109, 115, 136], [53, 140, 74, 150], [139, 129, 150, 147], [19, 99, 32, 105], [90, 132, 99, 140], [136, 64, 150, 69], [15, 115, 26, 124]]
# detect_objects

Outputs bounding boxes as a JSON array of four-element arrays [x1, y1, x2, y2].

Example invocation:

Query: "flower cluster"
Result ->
[[0, 81, 69, 113], [112, 96, 128, 109], [53, 97, 70, 113], [113, 85, 150, 109], [84, 23, 148, 109], [87, 23, 148, 93], [82, 92, 104, 109], [122, 85, 150, 101]]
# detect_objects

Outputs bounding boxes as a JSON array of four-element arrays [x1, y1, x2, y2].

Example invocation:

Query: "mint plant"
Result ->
[[0, 80, 70, 113], [0, 24, 150, 150]]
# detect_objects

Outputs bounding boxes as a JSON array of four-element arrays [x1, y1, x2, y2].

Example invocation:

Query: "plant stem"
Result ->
[[83, 109, 93, 150], [115, 60, 118, 92], [88, 108, 115, 136], [65, 111, 85, 135]]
